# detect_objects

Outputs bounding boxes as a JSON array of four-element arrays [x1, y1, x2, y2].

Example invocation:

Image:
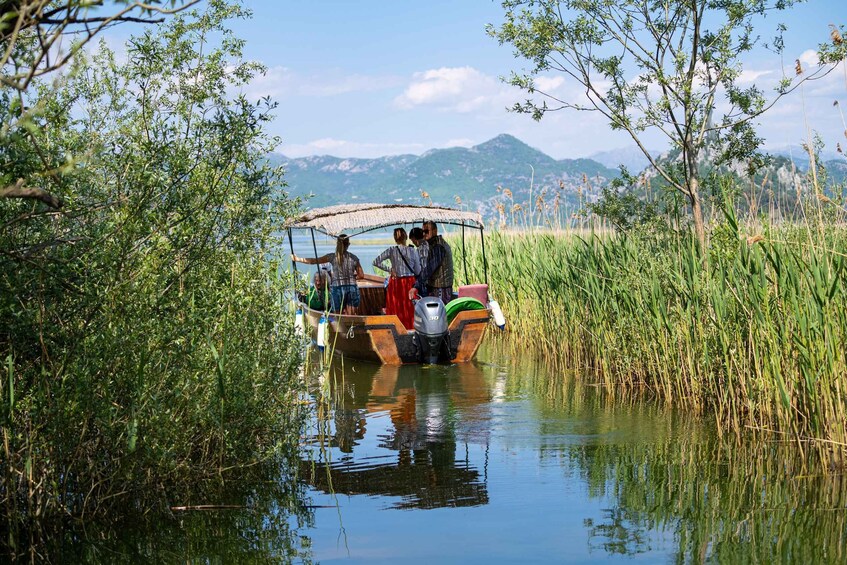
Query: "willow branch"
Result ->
[[0, 178, 64, 208]]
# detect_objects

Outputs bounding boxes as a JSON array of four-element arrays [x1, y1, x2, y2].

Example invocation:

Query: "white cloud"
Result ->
[[394, 66, 505, 112], [533, 76, 566, 92], [798, 49, 820, 68], [305, 138, 349, 151], [737, 69, 773, 84], [305, 72, 403, 96], [238, 65, 295, 99], [270, 58, 846, 162], [729, 59, 847, 151], [392, 66, 589, 117], [443, 138, 475, 148], [798, 60, 846, 98]]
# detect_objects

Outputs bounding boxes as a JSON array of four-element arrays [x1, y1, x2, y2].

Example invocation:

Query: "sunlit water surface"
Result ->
[[300, 347, 664, 563], [295, 344, 847, 564]]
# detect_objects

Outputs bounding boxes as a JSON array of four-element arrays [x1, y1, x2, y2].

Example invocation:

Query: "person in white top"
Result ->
[[373, 227, 420, 329]]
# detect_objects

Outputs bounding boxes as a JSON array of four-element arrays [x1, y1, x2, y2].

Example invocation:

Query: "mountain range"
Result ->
[[271, 134, 620, 212], [272, 134, 847, 214]]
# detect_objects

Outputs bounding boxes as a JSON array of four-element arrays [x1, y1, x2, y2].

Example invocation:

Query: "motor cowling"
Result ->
[[413, 297, 450, 364]]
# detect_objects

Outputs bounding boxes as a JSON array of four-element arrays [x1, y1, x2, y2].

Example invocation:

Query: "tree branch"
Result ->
[[0, 0, 201, 91], [0, 179, 64, 208], [39, 16, 166, 25]]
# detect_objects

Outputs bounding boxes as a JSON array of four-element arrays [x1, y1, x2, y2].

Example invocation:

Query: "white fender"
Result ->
[[294, 308, 305, 336], [317, 315, 327, 350], [489, 300, 506, 330]]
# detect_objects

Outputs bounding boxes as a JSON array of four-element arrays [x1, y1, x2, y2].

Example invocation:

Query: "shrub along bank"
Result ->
[[0, 1, 306, 545]]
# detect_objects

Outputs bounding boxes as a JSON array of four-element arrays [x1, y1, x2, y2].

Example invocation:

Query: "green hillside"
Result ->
[[274, 134, 620, 210], [638, 145, 847, 218], [272, 135, 844, 219]]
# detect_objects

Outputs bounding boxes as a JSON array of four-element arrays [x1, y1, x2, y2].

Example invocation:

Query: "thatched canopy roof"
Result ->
[[286, 203, 484, 237]]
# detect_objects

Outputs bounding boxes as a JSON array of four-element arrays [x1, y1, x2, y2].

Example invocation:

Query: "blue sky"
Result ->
[[112, 1, 847, 160]]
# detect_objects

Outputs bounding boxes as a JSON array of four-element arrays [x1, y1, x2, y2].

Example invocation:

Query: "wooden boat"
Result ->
[[286, 203, 493, 364]]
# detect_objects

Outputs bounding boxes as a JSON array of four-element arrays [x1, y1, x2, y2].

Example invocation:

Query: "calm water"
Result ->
[[296, 345, 847, 563], [52, 342, 847, 563]]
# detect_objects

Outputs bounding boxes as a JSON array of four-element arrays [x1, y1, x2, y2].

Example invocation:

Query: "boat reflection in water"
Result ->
[[301, 361, 492, 509]]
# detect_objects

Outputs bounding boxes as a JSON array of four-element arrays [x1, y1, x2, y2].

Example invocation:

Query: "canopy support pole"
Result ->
[[287, 228, 298, 276], [461, 223, 468, 285], [310, 228, 320, 276], [480, 226, 489, 287]]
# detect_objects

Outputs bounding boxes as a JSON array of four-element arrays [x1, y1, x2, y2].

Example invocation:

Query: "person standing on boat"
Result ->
[[291, 234, 364, 314], [373, 227, 420, 329], [409, 227, 429, 273], [410, 221, 453, 304]]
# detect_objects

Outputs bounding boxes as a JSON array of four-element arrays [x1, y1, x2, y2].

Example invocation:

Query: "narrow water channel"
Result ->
[[52, 342, 846, 562], [297, 342, 847, 563]]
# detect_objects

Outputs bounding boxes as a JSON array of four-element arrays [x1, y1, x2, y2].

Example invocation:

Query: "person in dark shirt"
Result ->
[[409, 226, 429, 273], [410, 221, 453, 304]]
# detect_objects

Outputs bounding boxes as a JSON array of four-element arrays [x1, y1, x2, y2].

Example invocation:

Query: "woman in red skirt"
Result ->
[[373, 228, 420, 329]]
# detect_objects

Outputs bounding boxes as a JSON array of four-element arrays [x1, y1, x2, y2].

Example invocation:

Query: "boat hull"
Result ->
[[301, 305, 489, 364]]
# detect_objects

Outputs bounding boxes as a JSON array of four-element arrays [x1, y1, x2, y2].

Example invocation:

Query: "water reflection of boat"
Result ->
[[302, 362, 491, 509], [286, 204, 492, 364]]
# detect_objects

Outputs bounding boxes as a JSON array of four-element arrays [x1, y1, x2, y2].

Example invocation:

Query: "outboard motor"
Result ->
[[413, 297, 450, 364]]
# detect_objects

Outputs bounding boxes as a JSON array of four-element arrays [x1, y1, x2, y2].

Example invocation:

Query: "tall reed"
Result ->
[[455, 201, 847, 460]]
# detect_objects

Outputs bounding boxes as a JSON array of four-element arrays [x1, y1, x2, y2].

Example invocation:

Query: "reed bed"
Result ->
[[455, 208, 847, 459]]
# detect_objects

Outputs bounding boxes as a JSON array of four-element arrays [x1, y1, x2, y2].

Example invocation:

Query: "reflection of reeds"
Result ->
[[504, 342, 847, 562], [467, 342, 847, 561]]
